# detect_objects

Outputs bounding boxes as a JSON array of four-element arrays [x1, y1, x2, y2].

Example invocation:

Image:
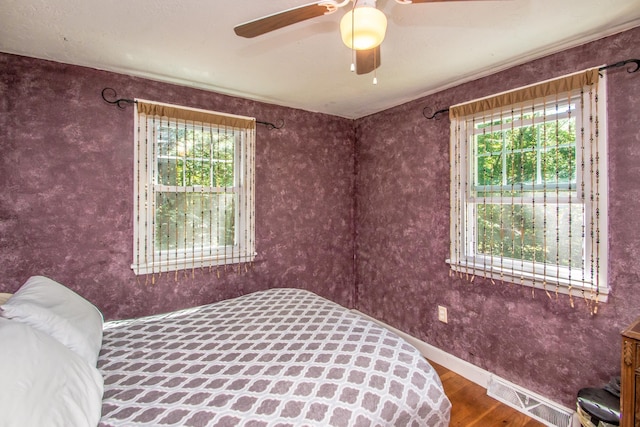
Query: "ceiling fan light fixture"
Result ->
[[340, 6, 387, 50]]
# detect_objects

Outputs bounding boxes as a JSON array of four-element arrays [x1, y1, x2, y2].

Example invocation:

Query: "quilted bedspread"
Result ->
[[98, 288, 451, 426]]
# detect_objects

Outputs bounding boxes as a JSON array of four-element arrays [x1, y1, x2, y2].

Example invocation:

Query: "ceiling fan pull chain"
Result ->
[[373, 48, 378, 84], [351, 0, 357, 72]]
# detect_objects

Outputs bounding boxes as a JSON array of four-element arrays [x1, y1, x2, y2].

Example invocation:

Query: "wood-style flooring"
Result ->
[[430, 361, 546, 427]]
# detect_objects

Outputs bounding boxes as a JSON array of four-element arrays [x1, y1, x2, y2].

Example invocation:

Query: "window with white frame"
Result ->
[[132, 100, 255, 276], [448, 69, 608, 305]]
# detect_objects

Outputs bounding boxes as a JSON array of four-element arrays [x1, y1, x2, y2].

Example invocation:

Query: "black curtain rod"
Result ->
[[101, 88, 284, 130], [256, 119, 285, 130], [423, 58, 640, 120]]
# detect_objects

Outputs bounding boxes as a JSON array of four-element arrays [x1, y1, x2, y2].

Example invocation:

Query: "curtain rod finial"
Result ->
[[598, 58, 640, 74], [101, 88, 136, 109], [257, 119, 285, 130], [423, 106, 449, 120]]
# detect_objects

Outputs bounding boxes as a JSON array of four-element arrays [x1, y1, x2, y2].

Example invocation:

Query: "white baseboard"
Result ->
[[351, 309, 579, 427]]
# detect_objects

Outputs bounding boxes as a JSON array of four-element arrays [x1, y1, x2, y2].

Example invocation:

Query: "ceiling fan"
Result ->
[[234, 0, 497, 77]]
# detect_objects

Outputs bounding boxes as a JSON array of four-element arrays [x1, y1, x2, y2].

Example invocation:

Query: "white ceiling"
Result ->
[[1, 0, 639, 119]]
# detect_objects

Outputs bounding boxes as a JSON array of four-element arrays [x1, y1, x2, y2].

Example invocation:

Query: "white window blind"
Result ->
[[132, 100, 256, 278], [448, 69, 608, 310]]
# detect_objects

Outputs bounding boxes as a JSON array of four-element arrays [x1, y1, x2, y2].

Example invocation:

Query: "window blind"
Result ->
[[448, 68, 607, 312], [132, 100, 256, 280]]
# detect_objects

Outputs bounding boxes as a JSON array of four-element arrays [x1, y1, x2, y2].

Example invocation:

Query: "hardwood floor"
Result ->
[[429, 361, 546, 427]]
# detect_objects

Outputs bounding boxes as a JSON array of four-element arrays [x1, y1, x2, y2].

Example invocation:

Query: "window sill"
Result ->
[[132, 253, 256, 275], [446, 259, 608, 303]]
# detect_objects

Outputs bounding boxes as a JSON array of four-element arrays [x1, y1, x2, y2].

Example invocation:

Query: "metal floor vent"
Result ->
[[487, 376, 574, 427]]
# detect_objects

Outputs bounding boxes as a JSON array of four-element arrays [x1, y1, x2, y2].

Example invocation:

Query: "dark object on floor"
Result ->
[[576, 387, 620, 427], [603, 377, 621, 398]]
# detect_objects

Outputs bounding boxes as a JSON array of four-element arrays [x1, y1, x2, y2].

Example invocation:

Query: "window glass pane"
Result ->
[[511, 125, 538, 150], [157, 125, 183, 186], [477, 154, 502, 186], [157, 126, 181, 157], [157, 157, 183, 186], [155, 192, 235, 252], [474, 114, 576, 190], [476, 130, 503, 155], [213, 134, 235, 187], [185, 159, 211, 186], [155, 125, 238, 188], [184, 129, 212, 186], [475, 203, 584, 268], [505, 151, 536, 186], [541, 147, 575, 184]]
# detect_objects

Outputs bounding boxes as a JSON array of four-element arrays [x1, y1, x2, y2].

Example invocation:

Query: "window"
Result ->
[[448, 69, 608, 303], [132, 101, 255, 276]]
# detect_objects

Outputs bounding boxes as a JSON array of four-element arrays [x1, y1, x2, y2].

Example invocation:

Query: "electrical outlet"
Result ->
[[437, 306, 448, 323]]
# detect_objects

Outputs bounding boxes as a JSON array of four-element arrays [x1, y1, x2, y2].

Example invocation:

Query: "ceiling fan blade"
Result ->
[[234, 2, 335, 38], [356, 46, 381, 75]]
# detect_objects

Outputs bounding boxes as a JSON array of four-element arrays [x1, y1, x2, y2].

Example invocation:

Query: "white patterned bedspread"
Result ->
[[98, 288, 451, 426]]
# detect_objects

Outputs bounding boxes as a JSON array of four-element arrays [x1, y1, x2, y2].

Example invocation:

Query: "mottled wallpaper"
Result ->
[[1, 26, 639, 408], [0, 54, 356, 319], [355, 27, 640, 407]]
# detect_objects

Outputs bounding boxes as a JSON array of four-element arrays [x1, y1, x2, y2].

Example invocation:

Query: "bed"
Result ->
[[0, 276, 451, 427]]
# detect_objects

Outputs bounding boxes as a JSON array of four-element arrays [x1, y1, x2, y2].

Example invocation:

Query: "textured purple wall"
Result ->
[[0, 54, 356, 320], [1, 26, 639, 409], [354, 27, 640, 406]]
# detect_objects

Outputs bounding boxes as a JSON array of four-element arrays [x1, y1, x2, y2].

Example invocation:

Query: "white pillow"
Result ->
[[0, 317, 104, 427], [0, 276, 103, 366]]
